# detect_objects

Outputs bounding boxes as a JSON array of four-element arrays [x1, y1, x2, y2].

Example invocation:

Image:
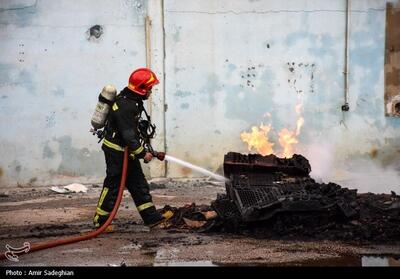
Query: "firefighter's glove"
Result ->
[[143, 152, 153, 164]]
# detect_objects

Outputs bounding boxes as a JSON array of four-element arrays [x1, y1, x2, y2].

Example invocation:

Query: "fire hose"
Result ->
[[0, 149, 129, 261]]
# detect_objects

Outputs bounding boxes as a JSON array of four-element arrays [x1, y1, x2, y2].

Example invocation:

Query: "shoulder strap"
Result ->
[[141, 105, 151, 122]]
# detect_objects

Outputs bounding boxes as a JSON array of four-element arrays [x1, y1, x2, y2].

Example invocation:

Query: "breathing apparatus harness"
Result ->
[[137, 104, 157, 155], [137, 104, 165, 160], [90, 98, 163, 160]]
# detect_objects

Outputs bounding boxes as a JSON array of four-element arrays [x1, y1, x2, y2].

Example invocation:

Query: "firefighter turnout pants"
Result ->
[[93, 146, 163, 228]]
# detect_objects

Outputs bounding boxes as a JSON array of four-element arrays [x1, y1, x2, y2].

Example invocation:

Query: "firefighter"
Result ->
[[93, 68, 171, 229]]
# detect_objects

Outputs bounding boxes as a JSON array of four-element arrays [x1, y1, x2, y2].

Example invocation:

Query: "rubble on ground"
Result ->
[[159, 152, 400, 242]]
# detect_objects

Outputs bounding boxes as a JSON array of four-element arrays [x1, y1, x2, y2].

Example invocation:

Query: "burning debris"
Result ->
[[159, 152, 400, 242]]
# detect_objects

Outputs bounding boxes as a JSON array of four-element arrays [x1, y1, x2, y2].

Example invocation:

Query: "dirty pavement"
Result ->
[[1, 174, 399, 266]]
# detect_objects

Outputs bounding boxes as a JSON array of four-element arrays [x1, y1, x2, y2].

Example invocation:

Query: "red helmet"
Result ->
[[128, 68, 159, 95]]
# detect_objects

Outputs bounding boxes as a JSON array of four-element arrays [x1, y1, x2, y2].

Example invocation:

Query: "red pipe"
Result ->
[[0, 149, 129, 261]]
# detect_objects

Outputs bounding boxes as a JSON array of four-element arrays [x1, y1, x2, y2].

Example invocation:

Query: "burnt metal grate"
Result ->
[[229, 174, 278, 188], [233, 187, 284, 210]]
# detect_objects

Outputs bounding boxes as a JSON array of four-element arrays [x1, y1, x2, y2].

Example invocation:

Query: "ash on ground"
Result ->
[[159, 152, 400, 242]]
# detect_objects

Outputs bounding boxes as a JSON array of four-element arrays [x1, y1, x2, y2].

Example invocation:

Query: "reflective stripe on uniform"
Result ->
[[93, 214, 100, 227], [137, 202, 154, 212], [103, 139, 124, 152], [96, 207, 110, 216], [103, 139, 144, 157], [131, 145, 144, 155], [97, 187, 109, 208], [112, 103, 118, 111]]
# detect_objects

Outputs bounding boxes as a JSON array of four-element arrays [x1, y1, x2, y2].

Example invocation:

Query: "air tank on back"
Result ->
[[91, 85, 117, 130]]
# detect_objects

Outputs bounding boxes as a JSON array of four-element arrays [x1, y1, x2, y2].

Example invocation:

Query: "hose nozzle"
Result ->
[[153, 151, 166, 161]]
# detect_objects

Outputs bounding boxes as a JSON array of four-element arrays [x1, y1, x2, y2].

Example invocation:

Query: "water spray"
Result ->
[[164, 155, 227, 182]]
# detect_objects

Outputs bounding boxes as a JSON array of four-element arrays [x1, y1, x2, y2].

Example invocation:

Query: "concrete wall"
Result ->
[[0, 0, 147, 187], [1, 0, 399, 194], [163, 0, 400, 193]]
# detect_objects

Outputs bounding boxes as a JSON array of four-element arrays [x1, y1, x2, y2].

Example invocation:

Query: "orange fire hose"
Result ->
[[0, 149, 129, 261]]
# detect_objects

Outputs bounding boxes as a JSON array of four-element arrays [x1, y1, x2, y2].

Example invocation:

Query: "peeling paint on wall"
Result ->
[[42, 141, 55, 159], [1, 0, 400, 192], [180, 103, 189, 109], [0, 0, 147, 187], [164, 0, 400, 194], [52, 87, 65, 97], [56, 136, 104, 177], [200, 74, 222, 107], [174, 90, 192, 97], [0, 63, 36, 94], [0, 0, 38, 27]]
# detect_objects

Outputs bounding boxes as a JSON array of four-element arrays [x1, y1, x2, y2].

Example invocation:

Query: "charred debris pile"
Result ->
[[160, 152, 400, 242]]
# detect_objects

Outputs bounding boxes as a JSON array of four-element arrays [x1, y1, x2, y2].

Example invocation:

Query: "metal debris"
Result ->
[[159, 152, 400, 242]]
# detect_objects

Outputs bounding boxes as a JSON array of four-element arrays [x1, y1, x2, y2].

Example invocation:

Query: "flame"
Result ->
[[240, 124, 274, 156], [241, 103, 305, 158], [278, 128, 298, 158]]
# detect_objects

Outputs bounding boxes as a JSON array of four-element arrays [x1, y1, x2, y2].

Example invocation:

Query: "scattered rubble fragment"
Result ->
[[159, 152, 400, 242], [50, 184, 88, 194], [64, 183, 88, 193]]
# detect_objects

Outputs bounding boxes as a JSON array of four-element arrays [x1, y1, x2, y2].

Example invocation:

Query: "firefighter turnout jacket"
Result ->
[[103, 87, 146, 159], [93, 87, 164, 228]]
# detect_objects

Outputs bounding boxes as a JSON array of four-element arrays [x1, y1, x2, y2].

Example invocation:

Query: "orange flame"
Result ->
[[240, 124, 274, 156], [241, 104, 305, 158], [278, 128, 298, 158]]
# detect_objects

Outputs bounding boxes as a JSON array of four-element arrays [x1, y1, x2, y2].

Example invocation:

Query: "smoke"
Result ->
[[303, 141, 400, 194], [332, 160, 400, 195], [302, 141, 335, 184]]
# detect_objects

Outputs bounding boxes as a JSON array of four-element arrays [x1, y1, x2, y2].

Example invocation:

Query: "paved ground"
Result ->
[[0, 179, 399, 267]]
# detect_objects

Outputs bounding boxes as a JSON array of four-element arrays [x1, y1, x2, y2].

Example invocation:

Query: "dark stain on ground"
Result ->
[[0, 167, 3, 177]]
